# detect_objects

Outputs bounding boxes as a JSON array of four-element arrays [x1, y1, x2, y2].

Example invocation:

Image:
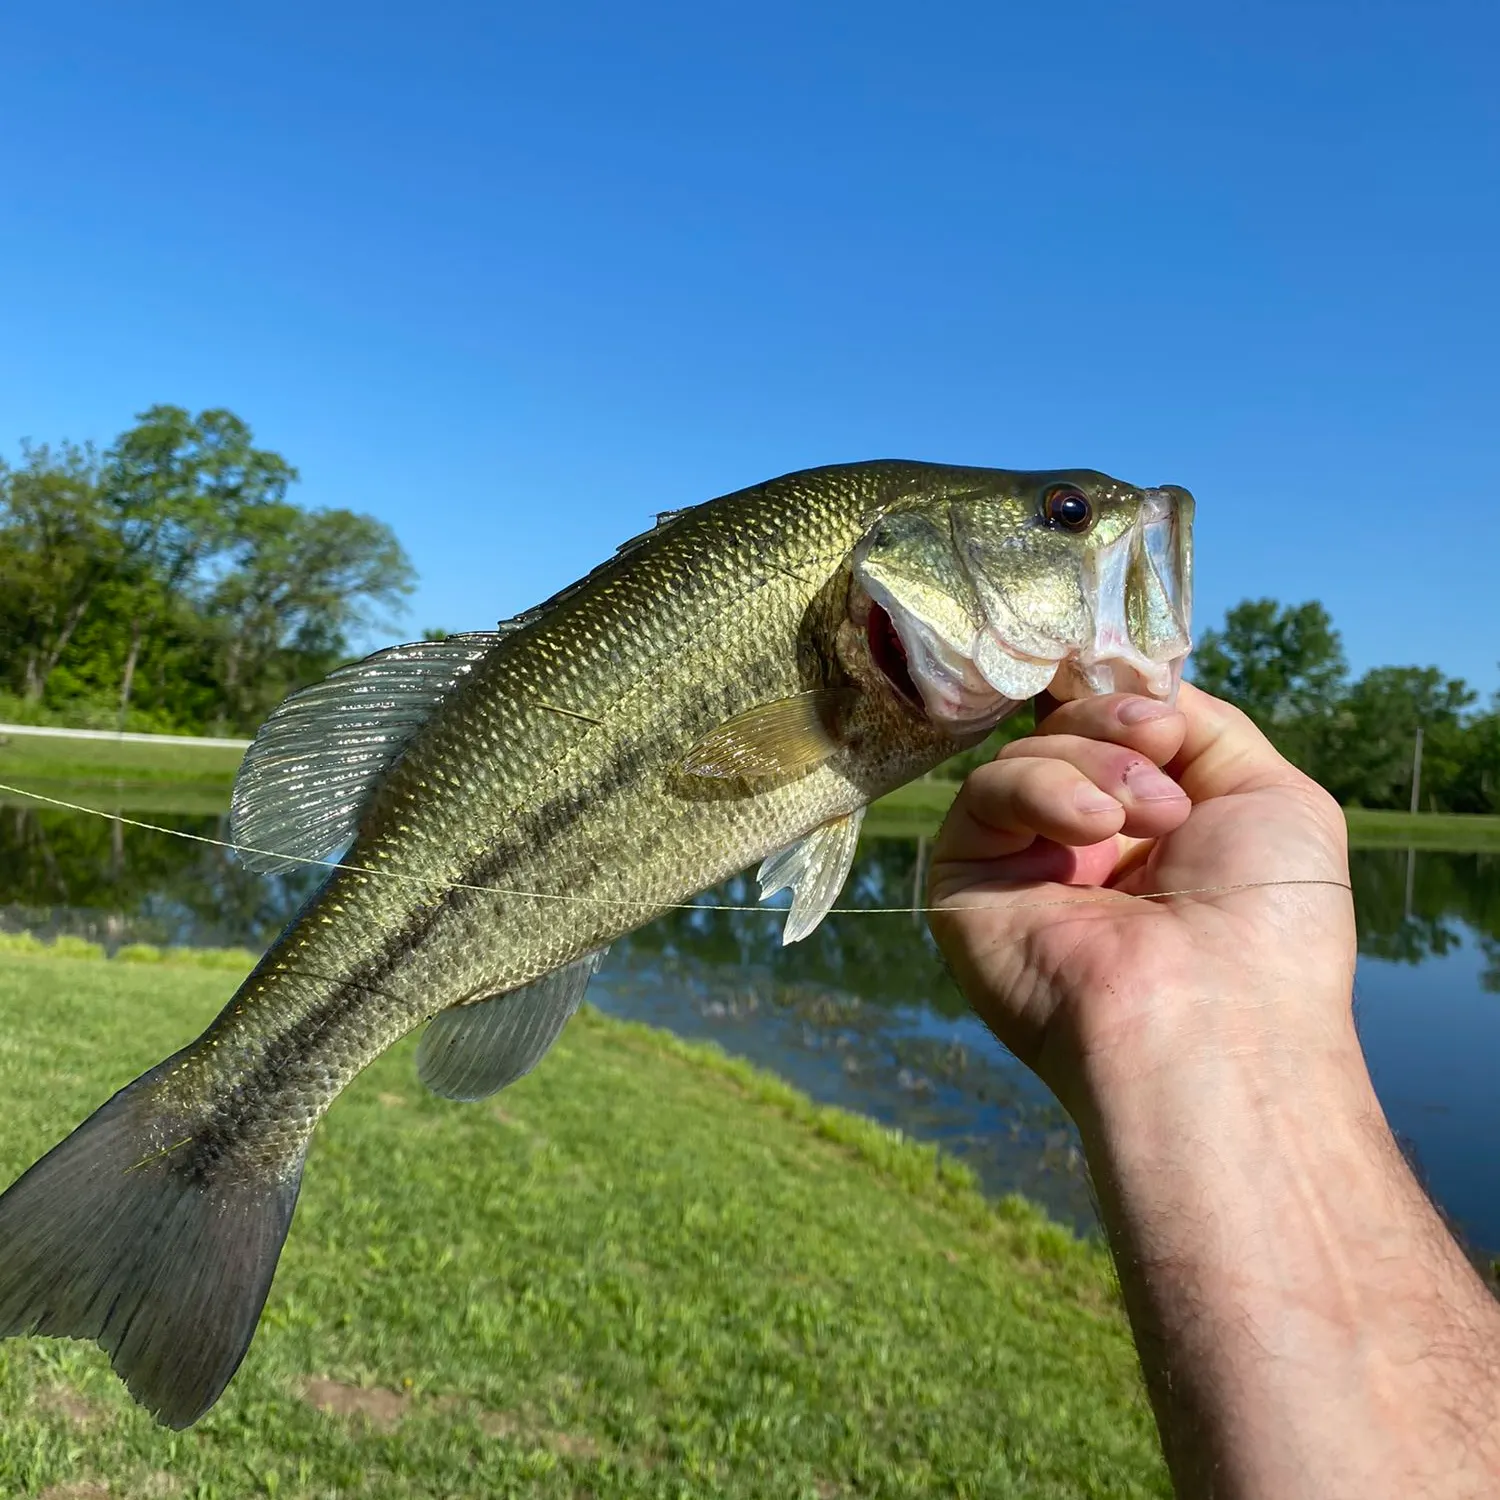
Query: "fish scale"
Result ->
[[0, 457, 1193, 1427]]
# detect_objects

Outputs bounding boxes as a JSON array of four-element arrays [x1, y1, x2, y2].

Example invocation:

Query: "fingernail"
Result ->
[[1118, 697, 1173, 725], [1074, 783, 1123, 814], [1124, 762, 1184, 802]]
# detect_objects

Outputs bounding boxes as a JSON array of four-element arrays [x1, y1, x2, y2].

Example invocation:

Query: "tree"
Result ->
[[206, 502, 415, 731], [1189, 599, 1348, 773], [1444, 703, 1500, 815], [1190, 598, 1348, 723], [1319, 667, 1476, 810], [100, 406, 297, 722], [0, 442, 115, 703], [0, 406, 418, 733]]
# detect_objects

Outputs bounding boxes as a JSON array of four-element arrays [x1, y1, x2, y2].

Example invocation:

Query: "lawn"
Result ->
[[0, 731, 244, 791], [0, 945, 1166, 1499]]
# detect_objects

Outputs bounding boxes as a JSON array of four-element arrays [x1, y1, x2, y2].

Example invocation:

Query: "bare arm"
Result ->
[[929, 684, 1500, 1498]]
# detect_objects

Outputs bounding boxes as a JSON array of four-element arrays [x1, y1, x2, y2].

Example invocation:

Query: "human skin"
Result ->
[[927, 682, 1500, 1499]]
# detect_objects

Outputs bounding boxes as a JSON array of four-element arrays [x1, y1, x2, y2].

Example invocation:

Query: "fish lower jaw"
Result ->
[[1048, 652, 1184, 704]]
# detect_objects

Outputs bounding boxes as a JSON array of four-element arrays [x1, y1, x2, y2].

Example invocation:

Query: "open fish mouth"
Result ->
[[853, 483, 1194, 732], [1049, 484, 1194, 703]]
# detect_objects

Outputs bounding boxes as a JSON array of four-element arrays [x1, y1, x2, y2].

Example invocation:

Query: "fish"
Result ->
[[0, 460, 1193, 1427]]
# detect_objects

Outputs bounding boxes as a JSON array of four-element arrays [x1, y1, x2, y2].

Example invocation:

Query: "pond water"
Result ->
[[2, 797, 1497, 1255]]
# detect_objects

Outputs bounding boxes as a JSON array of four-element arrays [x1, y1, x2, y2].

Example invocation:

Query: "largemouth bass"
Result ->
[[0, 460, 1193, 1426]]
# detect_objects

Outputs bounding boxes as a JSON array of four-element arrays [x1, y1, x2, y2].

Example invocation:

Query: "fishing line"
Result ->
[[0, 780, 1353, 916]]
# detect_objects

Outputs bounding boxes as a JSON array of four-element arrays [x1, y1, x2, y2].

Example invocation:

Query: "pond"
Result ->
[[2, 796, 1497, 1257]]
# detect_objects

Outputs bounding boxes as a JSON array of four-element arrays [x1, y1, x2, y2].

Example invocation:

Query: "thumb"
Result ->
[[1170, 682, 1330, 806]]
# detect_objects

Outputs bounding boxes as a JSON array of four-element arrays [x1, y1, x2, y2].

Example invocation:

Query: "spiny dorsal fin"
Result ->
[[416, 949, 607, 1102], [230, 631, 508, 874], [679, 691, 842, 780], [757, 807, 865, 944]]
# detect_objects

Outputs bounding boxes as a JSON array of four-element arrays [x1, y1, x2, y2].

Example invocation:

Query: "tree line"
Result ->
[[0, 407, 414, 736], [4, 416, 1496, 812], [1191, 600, 1498, 814]]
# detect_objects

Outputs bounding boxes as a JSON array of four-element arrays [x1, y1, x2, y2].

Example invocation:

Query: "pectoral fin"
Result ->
[[680, 691, 842, 780], [415, 949, 607, 1102], [757, 807, 865, 945]]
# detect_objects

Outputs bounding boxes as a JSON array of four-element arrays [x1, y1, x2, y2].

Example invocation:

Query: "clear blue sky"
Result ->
[[2, 2, 1496, 695]]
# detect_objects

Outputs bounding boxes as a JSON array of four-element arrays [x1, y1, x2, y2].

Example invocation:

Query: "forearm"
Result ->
[[1075, 998, 1500, 1499]]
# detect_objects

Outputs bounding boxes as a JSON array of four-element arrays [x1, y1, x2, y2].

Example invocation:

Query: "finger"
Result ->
[[937, 754, 1125, 866], [999, 732, 1188, 801], [960, 739, 1191, 851], [1029, 692, 1188, 765], [930, 834, 1125, 906]]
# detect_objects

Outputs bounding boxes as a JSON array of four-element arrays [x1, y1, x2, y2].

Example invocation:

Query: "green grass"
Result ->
[[867, 779, 965, 838], [1341, 808, 1500, 851], [0, 947, 1165, 1499], [871, 779, 1500, 852], [0, 730, 245, 790]]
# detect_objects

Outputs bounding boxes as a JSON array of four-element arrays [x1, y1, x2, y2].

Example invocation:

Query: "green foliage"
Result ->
[[0, 441, 114, 708], [1191, 599, 1500, 813], [1190, 599, 1346, 770], [0, 408, 415, 735], [115, 943, 166, 963], [1191, 598, 1348, 720], [1319, 667, 1476, 810], [0, 953, 1166, 1497]]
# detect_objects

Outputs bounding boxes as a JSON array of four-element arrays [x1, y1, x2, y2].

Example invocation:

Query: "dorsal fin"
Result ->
[[229, 631, 509, 874]]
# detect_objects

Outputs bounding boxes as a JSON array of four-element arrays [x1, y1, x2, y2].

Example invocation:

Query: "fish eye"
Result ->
[[1043, 485, 1094, 534]]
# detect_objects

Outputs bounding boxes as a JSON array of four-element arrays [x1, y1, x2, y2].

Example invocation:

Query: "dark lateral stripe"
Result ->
[[207, 676, 787, 1149]]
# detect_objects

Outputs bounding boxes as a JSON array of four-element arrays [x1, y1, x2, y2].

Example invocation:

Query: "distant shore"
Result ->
[[4, 721, 1498, 852]]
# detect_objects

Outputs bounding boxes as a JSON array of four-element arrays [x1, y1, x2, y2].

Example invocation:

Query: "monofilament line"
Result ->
[[0, 780, 1353, 916]]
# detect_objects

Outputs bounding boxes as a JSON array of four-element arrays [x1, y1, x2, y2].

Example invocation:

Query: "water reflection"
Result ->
[[1, 803, 1496, 1247], [0, 803, 319, 951], [1350, 846, 1500, 990]]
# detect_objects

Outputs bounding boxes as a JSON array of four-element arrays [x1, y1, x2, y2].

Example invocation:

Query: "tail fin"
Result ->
[[0, 1056, 305, 1428]]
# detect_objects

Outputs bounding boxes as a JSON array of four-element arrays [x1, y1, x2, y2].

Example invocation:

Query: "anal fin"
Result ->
[[415, 949, 607, 1102], [757, 808, 865, 945]]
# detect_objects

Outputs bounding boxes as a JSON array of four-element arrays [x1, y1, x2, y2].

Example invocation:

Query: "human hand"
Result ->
[[927, 681, 1356, 1119]]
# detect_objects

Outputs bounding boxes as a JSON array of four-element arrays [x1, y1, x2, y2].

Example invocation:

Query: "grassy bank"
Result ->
[[869, 779, 1500, 852], [1340, 808, 1500, 851], [14, 724, 1493, 855], [0, 730, 244, 790], [0, 944, 1165, 1499]]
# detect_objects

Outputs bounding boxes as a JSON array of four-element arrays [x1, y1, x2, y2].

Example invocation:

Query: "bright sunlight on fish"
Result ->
[[0, 460, 1193, 1426]]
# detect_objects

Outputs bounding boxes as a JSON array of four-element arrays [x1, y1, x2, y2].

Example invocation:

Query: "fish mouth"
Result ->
[[865, 603, 925, 710], [1049, 485, 1194, 704], [855, 484, 1194, 731]]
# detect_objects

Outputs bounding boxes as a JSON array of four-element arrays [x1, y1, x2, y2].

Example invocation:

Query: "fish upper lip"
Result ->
[[1067, 485, 1193, 700]]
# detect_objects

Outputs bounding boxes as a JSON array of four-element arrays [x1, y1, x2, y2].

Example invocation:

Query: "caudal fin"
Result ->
[[0, 1056, 305, 1428]]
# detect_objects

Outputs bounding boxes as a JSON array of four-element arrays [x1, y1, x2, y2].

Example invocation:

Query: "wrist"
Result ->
[[1043, 959, 1360, 1135], [1069, 982, 1500, 1496]]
